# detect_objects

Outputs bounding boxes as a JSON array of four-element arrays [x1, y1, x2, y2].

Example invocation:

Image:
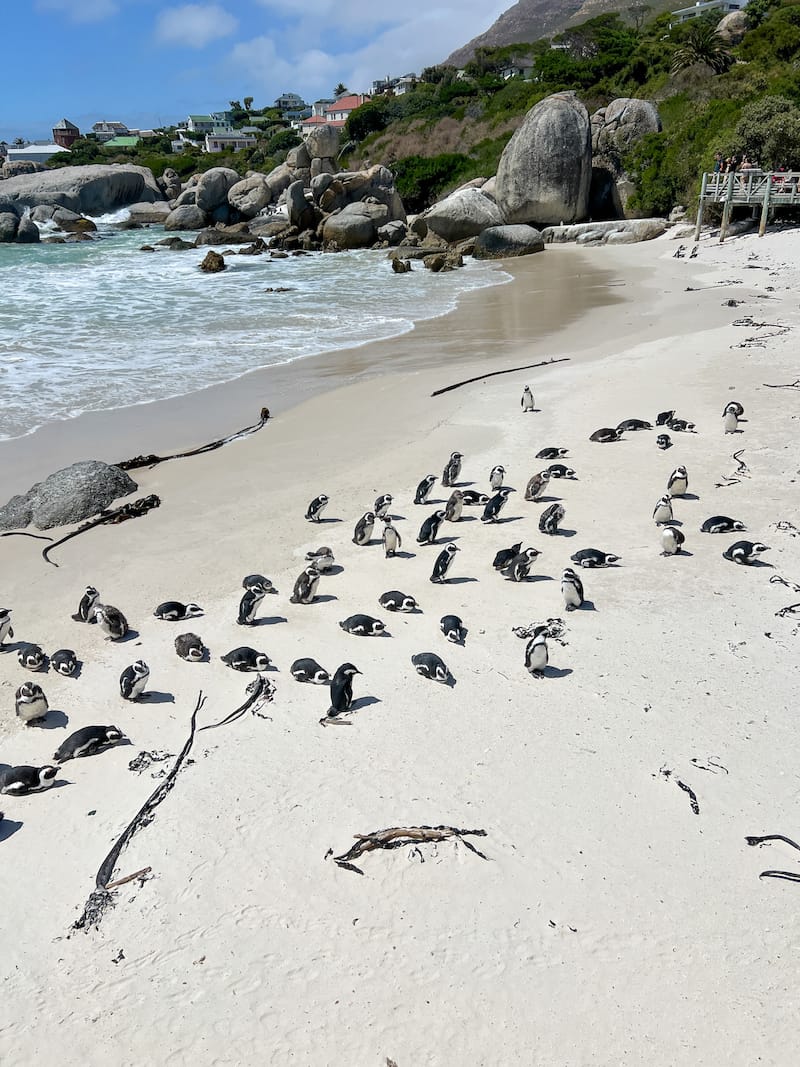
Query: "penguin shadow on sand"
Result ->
[[549, 526, 578, 538], [679, 492, 701, 502], [115, 629, 141, 644], [248, 613, 289, 625], [441, 575, 479, 585], [137, 690, 175, 705], [32, 708, 70, 730], [572, 598, 597, 611], [389, 549, 417, 560], [309, 594, 338, 605], [542, 665, 573, 680], [0, 817, 23, 843], [320, 695, 382, 727]]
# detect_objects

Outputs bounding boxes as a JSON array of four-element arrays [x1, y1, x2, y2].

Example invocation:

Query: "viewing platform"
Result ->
[[695, 171, 800, 241]]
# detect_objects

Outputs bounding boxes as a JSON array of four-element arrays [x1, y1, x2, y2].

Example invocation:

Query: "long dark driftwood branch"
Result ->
[[746, 833, 800, 884], [116, 407, 271, 470], [0, 531, 53, 541], [430, 358, 569, 398], [332, 824, 489, 875], [43, 494, 161, 567], [715, 449, 749, 489], [763, 379, 800, 389], [199, 673, 274, 731], [72, 693, 205, 931]]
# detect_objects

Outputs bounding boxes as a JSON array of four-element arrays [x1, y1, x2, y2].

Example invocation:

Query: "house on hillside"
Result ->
[[6, 142, 68, 163], [274, 91, 306, 113], [204, 131, 256, 153], [323, 93, 371, 127], [52, 118, 80, 148], [670, 0, 747, 24], [92, 120, 129, 142], [371, 74, 417, 96], [501, 59, 534, 80], [187, 115, 224, 134]]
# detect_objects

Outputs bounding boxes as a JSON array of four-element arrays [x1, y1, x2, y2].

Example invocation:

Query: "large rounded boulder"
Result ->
[[322, 202, 388, 249], [423, 187, 504, 242], [305, 125, 340, 161], [195, 167, 240, 214], [495, 91, 592, 227], [228, 174, 272, 218], [473, 225, 545, 259], [591, 98, 662, 156], [0, 461, 138, 531], [164, 204, 208, 231]]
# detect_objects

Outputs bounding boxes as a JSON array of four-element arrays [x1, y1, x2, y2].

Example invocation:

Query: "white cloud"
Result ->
[[36, 0, 119, 21], [156, 3, 238, 49]]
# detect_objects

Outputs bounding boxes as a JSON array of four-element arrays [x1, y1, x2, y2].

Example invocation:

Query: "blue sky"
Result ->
[[2, 0, 509, 143]]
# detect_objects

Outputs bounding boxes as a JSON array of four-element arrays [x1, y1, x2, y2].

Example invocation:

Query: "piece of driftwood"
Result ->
[[72, 693, 205, 932], [332, 824, 489, 875], [714, 449, 749, 489], [43, 494, 160, 567], [198, 674, 274, 731], [116, 408, 270, 470], [430, 358, 569, 398], [104, 867, 152, 891], [659, 766, 700, 815], [763, 379, 800, 390], [746, 833, 800, 884], [0, 531, 53, 541]]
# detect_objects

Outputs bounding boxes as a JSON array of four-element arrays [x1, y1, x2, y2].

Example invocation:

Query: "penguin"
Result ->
[[430, 542, 459, 584], [616, 418, 653, 432], [667, 417, 695, 432], [339, 614, 386, 636], [379, 590, 418, 612], [561, 568, 584, 611], [656, 410, 675, 426], [289, 565, 320, 605], [535, 447, 568, 461], [723, 407, 740, 434], [441, 451, 463, 488], [411, 652, 450, 683], [304, 548, 335, 572], [414, 474, 437, 505], [547, 464, 576, 480], [689, 244, 698, 258], [50, 649, 79, 677], [220, 647, 272, 671], [502, 547, 540, 582], [174, 633, 206, 661], [352, 511, 375, 546], [570, 548, 620, 568], [73, 586, 99, 623], [374, 493, 393, 519], [444, 490, 464, 523], [18, 644, 45, 671], [417, 509, 446, 545], [54, 725, 125, 763], [291, 658, 330, 684], [673, 244, 685, 259], [656, 434, 672, 450], [440, 614, 467, 644], [653, 494, 674, 525], [0, 607, 13, 647], [0, 765, 58, 795], [381, 517, 402, 558], [325, 662, 361, 721], [238, 581, 271, 625], [119, 661, 150, 701], [667, 465, 688, 497], [700, 515, 746, 534], [524, 626, 549, 678], [93, 604, 129, 641], [154, 601, 203, 621], [15, 682, 49, 724], [242, 573, 272, 590], [489, 465, 506, 491], [724, 401, 745, 418], [521, 386, 535, 412], [589, 427, 620, 443], [661, 526, 686, 556], [538, 502, 565, 535], [723, 540, 770, 565], [493, 541, 523, 571], [461, 490, 490, 506], [305, 494, 329, 523], [481, 487, 515, 524], [525, 471, 550, 502]]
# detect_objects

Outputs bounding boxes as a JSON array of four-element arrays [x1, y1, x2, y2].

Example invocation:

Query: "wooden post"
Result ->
[[759, 173, 772, 236], [694, 173, 707, 241], [719, 172, 735, 243]]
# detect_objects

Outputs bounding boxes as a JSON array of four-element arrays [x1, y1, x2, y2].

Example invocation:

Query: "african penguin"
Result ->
[[525, 471, 550, 501], [461, 490, 489, 506], [493, 542, 523, 571], [242, 573, 272, 590], [326, 662, 361, 721], [538, 502, 565, 535], [723, 540, 770, 565], [220, 647, 272, 671], [18, 645, 45, 671], [445, 490, 464, 523], [0, 765, 58, 795], [724, 401, 745, 418], [524, 626, 549, 678], [521, 386, 535, 412], [154, 601, 203, 621], [15, 682, 49, 724], [238, 580, 272, 625], [430, 543, 459, 584], [589, 427, 620, 443], [352, 511, 375, 546], [305, 548, 335, 572], [661, 526, 686, 556], [667, 466, 688, 497], [616, 418, 652, 432], [723, 407, 740, 434], [441, 451, 463, 488], [382, 517, 402, 558], [440, 614, 467, 644], [414, 475, 437, 505], [561, 568, 584, 611], [289, 565, 320, 605], [93, 604, 129, 641], [411, 652, 450, 684], [119, 661, 150, 701], [489, 465, 505, 491], [50, 649, 79, 677], [653, 495, 674, 525], [339, 614, 386, 636], [700, 515, 746, 534], [374, 493, 393, 519], [535, 447, 568, 461], [54, 725, 125, 763], [668, 417, 694, 432], [502, 548, 540, 582], [73, 586, 99, 623], [379, 590, 418, 612], [656, 410, 675, 426], [417, 509, 446, 546], [656, 434, 672, 450], [0, 608, 13, 646], [290, 658, 330, 684], [570, 548, 620, 568], [481, 487, 515, 524], [305, 494, 329, 523], [175, 633, 206, 661]]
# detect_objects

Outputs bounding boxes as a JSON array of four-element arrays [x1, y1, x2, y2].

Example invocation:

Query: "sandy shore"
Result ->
[[1, 230, 799, 1066]]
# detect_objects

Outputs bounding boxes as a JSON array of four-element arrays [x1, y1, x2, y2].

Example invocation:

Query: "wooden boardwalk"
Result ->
[[694, 171, 800, 241]]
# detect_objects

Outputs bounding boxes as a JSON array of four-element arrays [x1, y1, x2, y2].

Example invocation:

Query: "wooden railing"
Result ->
[[695, 171, 800, 242]]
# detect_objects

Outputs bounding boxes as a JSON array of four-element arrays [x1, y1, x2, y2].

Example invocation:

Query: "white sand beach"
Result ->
[[1, 231, 799, 1066]]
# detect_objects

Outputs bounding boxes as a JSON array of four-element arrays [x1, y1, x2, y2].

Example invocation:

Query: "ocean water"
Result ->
[[0, 216, 507, 442]]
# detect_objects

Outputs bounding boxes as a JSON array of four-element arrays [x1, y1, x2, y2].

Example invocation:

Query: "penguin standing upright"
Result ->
[[290, 565, 321, 605], [324, 663, 362, 723], [305, 494, 329, 523], [661, 526, 686, 556], [73, 586, 99, 623], [119, 661, 150, 701], [489, 465, 505, 491], [723, 403, 741, 434], [561, 568, 584, 611], [352, 511, 375, 546], [417, 509, 446, 545], [653, 494, 674, 525], [524, 626, 550, 678], [94, 604, 129, 641], [445, 490, 464, 522], [521, 386, 535, 412], [538, 502, 565, 535], [15, 682, 49, 724], [0, 608, 13, 647], [481, 487, 515, 524], [382, 517, 402, 558], [238, 580, 271, 625], [502, 547, 540, 582], [667, 465, 688, 497], [525, 471, 550, 501], [374, 494, 393, 519], [414, 474, 437, 505], [430, 543, 459, 584], [442, 451, 463, 488]]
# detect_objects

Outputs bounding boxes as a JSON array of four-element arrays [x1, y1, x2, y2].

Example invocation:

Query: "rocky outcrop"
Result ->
[[473, 224, 545, 259], [716, 9, 748, 43], [0, 211, 18, 242], [16, 216, 40, 243], [228, 174, 271, 218], [422, 186, 503, 242], [2, 160, 46, 179], [305, 125, 341, 162], [195, 223, 254, 246], [125, 201, 171, 224], [30, 204, 97, 232], [195, 167, 239, 214], [495, 91, 592, 227], [159, 167, 182, 200], [0, 461, 138, 531], [590, 98, 661, 219], [0, 164, 164, 215], [542, 219, 667, 244], [317, 165, 405, 222], [199, 250, 226, 273], [286, 180, 316, 231], [321, 202, 387, 248], [265, 162, 295, 200], [164, 204, 207, 231]]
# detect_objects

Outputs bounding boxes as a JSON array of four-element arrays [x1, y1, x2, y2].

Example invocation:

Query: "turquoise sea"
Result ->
[[0, 215, 507, 442]]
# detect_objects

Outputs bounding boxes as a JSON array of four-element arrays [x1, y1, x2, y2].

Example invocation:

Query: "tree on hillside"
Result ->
[[732, 95, 800, 167], [244, 96, 254, 111], [627, 3, 651, 32], [670, 22, 733, 75], [229, 99, 242, 110]]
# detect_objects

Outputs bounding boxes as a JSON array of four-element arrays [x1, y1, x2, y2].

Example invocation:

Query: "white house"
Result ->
[[670, 0, 747, 23], [204, 131, 256, 153], [92, 120, 129, 142], [6, 143, 69, 163]]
